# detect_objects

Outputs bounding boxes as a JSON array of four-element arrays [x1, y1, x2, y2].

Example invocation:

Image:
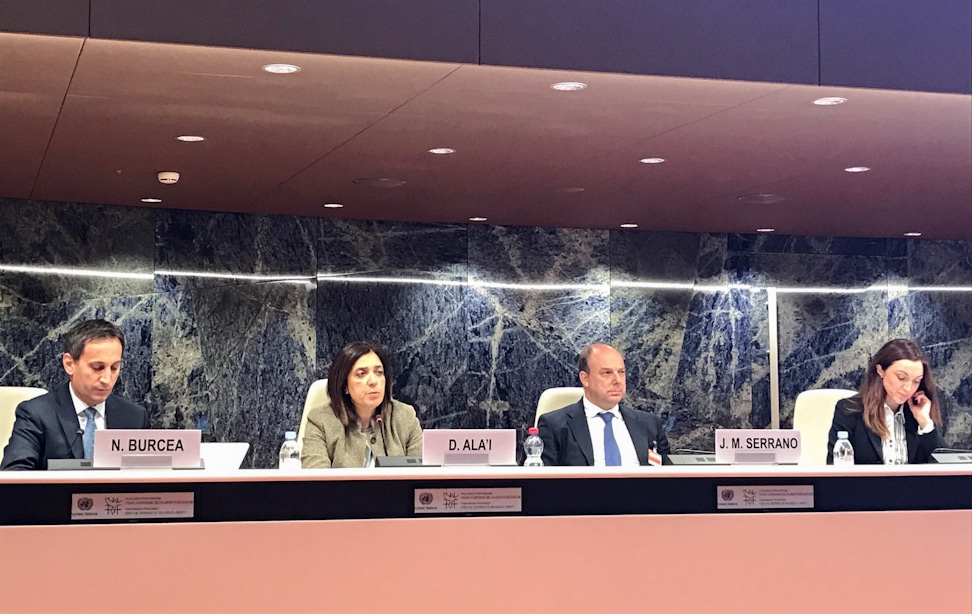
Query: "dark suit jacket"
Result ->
[[1, 382, 150, 470], [537, 400, 671, 466], [826, 395, 943, 465]]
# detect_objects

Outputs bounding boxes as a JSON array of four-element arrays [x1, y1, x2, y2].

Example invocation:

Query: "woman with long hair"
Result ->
[[827, 338, 944, 464], [301, 341, 422, 468]]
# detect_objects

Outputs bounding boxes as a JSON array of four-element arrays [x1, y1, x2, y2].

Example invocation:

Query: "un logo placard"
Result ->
[[77, 497, 94, 511], [720, 489, 734, 502], [418, 492, 433, 505]]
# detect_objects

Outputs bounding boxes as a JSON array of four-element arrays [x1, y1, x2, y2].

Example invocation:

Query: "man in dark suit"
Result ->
[[538, 342, 671, 466], [1, 319, 150, 470]]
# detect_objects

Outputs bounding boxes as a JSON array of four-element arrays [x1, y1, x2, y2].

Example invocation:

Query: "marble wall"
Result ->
[[1, 197, 969, 466]]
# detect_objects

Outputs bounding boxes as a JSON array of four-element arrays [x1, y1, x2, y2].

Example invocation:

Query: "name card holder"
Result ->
[[714, 429, 802, 465], [94, 429, 202, 469]]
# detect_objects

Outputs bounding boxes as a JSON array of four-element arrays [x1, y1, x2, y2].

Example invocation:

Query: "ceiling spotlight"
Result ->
[[428, 148, 455, 155], [352, 177, 406, 189], [639, 157, 665, 164], [813, 97, 848, 106], [903, 232, 922, 237], [844, 166, 870, 173], [262, 63, 301, 74], [550, 81, 587, 91], [469, 217, 488, 222], [322, 203, 343, 209], [140, 198, 162, 203], [176, 135, 205, 142], [619, 223, 639, 229], [738, 193, 786, 205], [756, 228, 776, 233]]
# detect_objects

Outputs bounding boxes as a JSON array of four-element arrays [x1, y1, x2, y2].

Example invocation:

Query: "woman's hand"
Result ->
[[907, 391, 932, 430]]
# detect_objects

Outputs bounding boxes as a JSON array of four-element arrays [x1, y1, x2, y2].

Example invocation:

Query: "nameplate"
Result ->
[[414, 488, 522, 514], [422, 429, 517, 466], [94, 429, 202, 468], [714, 429, 801, 464], [71, 492, 195, 520]]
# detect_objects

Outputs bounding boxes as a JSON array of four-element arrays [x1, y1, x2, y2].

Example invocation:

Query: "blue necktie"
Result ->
[[599, 412, 622, 466], [82, 407, 97, 460]]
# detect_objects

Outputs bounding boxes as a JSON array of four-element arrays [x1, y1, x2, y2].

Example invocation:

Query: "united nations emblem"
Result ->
[[418, 492, 433, 505], [77, 497, 94, 511], [720, 489, 734, 502]]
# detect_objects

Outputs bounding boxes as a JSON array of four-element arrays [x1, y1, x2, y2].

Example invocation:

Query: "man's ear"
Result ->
[[62, 353, 75, 376], [579, 370, 589, 388]]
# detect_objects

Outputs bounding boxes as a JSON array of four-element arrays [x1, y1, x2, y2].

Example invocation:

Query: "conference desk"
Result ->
[[1, 465, 970, 613]]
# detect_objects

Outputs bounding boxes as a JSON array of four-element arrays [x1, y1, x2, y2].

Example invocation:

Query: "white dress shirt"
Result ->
[[70, 384, 107, 432], [583, 397, 639, 466]]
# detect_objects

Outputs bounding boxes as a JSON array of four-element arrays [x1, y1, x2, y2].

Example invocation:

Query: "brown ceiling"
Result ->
[[2, 32, 971, 239]]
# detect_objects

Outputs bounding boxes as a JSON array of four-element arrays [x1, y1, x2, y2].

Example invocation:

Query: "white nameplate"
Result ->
[[715, 429, 801, 464], [71, 492, 195, 520], [422, 429, 517, 465], [94, 429, 202, 468], [717, 485, 814, 510], [414, 488, 522, 514]]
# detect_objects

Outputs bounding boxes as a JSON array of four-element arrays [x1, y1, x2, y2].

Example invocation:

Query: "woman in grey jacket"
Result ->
[[301, 341, 422, 468]]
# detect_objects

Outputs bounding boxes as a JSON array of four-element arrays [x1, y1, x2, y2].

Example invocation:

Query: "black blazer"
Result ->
[[826, 395, 943, 465], [537, 399, 671, 466], [1, 382, 150, 470]]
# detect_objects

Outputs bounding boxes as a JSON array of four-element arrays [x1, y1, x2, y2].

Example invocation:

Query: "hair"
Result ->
[[859, 338, 941, 439], [326, 341, 394, 435], [63, 319, 126, 360], [577, 342, 618, 374]]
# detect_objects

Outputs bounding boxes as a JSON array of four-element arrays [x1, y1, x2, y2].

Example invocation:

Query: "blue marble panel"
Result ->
[[467, 225, 610, 441], [316, 219, 469, 431], [0, 296, 154, 411], [0, 198, 154, 307], [151, 282, 315, 469], [776, 291, 890, 427], [155, 209, 317, 292], [728, 233, 892, 257], [319, 219, 467, 279]]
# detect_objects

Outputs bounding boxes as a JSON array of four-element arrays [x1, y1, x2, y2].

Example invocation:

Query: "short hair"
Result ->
[[326, 341, 394, 434], [860, 338, 941, 438], [578, 342, 617, 373], [63, 319, 126, 360]]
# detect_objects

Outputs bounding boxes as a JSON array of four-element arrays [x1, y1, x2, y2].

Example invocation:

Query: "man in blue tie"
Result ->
[[1, 319, 150, 470], [537, 343, 670, 467]]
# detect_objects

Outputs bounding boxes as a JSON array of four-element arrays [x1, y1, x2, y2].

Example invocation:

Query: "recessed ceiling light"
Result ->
[[262, 63, 301, 74], [469, 217, 488, 222], [903, 232, 922, 237], [550, 81, 587, 91], [756, 228, 776, 233], [619, 223, 639, 229], [738, 193, 787, 205], [322, 203, 343, 209], [813, 97, 848, 106], [176, 135, 205, 142], [428, 148, 455, 155], [557, 186, 585, 193], [140, 198, 162, 203], [352, 177, 407, 189], [844, 166, 870, 173], [639, 157, 665, 164]]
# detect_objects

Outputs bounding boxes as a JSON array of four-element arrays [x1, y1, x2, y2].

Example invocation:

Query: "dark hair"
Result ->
[[326, 341, 394, 434], [63, 319, 126, 360], [860, 338, 941, 439], [578, 342, 616, 373]]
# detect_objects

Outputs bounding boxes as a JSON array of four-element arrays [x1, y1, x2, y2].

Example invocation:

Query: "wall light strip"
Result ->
[[3, 265, 971, 293]]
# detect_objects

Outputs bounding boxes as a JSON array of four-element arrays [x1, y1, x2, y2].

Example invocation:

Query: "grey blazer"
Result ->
[[301, 398, 423, 468]]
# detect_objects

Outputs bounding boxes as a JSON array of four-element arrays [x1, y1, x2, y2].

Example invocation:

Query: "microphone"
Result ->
[[69, 428, 84, 456]]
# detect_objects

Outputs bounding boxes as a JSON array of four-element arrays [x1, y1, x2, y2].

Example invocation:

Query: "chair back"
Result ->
[[793, 388, 857, 465], [0, 386, 48, 451], [297, 378, 328, 446], [534, 387, 584, 426]]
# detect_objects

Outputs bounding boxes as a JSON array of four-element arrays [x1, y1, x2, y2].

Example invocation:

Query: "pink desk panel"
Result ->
[[2, 510, 970, 613]]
